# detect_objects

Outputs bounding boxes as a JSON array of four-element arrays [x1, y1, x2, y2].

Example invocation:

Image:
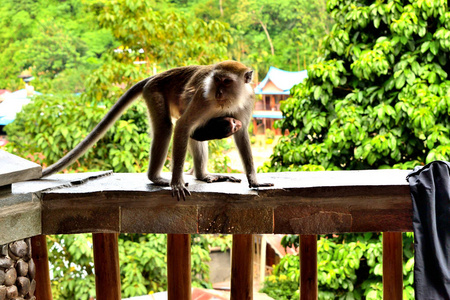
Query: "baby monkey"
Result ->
[[42, 60, 273, 200], [191, 117, 242, 141]]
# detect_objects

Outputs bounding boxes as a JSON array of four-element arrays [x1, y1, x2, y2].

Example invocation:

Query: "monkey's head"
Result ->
[[206, 61, 254, 108]]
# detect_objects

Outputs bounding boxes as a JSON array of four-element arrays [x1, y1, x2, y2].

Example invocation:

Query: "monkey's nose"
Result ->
[[216, 90, 224, 100]]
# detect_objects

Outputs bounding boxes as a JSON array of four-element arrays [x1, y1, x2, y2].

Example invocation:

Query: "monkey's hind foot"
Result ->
[[200, 174, 242, 184], [249, 182, 274, 188], [150, 177, 171, 187]]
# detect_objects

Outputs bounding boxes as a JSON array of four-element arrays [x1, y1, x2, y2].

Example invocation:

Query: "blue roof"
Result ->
[[254, 67, 308, 95], [252, 110, 283, 119], [0, 89, 42, 125]]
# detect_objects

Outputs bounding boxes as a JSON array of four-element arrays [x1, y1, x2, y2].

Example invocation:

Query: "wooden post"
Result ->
[[259, 235, 267, 284], [167, 234, 191, 300], [93, 233, 121, 300], [299, 235, 318, 300], [231, 234, 253, 300], [31, 235, 53, 300], [383, 232, 403, 300]]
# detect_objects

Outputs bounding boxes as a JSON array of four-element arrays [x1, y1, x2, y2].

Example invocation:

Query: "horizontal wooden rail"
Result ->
[[6, 170, 413, 300], [10, 170, 412, 237]]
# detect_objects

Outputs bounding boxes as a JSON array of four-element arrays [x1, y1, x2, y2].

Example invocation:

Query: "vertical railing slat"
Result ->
[[231, 234, 253, 300], [383, 232, 403, 299], [31, 235, 53, 300], [167, 234, 191, 300], [93, 233, 121, 300], [300, 235, 318, 300]]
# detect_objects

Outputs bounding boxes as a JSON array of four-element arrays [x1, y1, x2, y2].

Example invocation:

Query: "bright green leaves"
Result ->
[[96, 0, 232, 68], [266, 0, 450, 173], [327, 29, 350, 56], [46, 233, 219, 299], [261, 234, 403, 299], [352, 48, 390, 81], [4, 94, 151, 173]]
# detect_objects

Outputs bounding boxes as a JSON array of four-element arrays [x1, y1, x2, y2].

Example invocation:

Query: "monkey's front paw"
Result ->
[[249, 182, 274, 188], [171, 182, 191, 201], [201, 174, 242, 183]]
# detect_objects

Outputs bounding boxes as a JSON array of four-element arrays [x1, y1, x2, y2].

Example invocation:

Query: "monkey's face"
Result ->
[[210, 72, 245, 109], [213, 74, 234, 105]]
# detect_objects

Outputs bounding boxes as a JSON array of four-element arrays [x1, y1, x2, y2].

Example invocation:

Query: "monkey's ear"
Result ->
[[244, 70, 253, 84]]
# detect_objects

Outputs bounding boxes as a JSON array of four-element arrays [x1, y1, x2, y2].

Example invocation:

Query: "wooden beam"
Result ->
[[383, 232, 403, 300], [167, 234, 191, 300], [0, 150, 41, 187], [300, 235, 318, 300], [93, 233, 121, 300], [27, 171, 412, 235], [31, 235, 53, 300], [231, 234, 253, 300]]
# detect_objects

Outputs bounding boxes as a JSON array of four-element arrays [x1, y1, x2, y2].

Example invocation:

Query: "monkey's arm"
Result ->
[[233, 128, 274, 188], [190, 117, 242, 141], [171, 114, 194, 200]]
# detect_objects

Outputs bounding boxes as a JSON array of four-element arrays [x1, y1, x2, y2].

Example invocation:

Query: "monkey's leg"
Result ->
[[188, 138, 241, 184], [233, 129, 274, 188], [146, 94, 173, 186]]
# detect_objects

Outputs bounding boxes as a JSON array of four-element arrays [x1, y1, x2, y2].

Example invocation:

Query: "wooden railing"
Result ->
[[5, 169, 412, 300]]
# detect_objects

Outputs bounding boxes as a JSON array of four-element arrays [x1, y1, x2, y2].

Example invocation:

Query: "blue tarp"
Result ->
[[0, 89, 42, 125], [254, 67, 308, 95]]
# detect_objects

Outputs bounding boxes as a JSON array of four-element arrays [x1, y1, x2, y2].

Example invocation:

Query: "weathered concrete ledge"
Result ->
[[9, 169, 413, 237]]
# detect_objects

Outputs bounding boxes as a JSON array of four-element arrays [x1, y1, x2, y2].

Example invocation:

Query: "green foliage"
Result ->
[[187, 0, 333, 75], [0, 0, 332, 92], [90, 0, 232, 69], [260, 254, 300, 300], [0, 0, 116, 92], [48, 234, 223, 299], [263, 233, 415, 299], [262, 2, 434, 297], [48, 234, 96, 299], [265, 0, 450, 172], [4, 94, 151, 172], [207, 139, 240, 173]]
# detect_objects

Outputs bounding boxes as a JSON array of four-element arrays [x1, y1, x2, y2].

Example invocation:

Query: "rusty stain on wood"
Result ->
[[290, 211, 352, 234]]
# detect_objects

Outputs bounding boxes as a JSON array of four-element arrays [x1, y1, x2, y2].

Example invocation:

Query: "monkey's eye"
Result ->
[[223, 79, 232, 85]]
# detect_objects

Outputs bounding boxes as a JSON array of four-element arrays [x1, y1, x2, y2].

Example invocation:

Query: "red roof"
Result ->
[[265, 234, 298, 257], [192, 288, 228, 300]]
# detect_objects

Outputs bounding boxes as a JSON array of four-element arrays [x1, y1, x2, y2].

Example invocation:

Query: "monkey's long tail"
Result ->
[[42, 78, 151, 177]]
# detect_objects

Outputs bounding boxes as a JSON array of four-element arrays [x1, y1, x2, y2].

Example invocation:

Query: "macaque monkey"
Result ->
[[42, 60, 273, 200]]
